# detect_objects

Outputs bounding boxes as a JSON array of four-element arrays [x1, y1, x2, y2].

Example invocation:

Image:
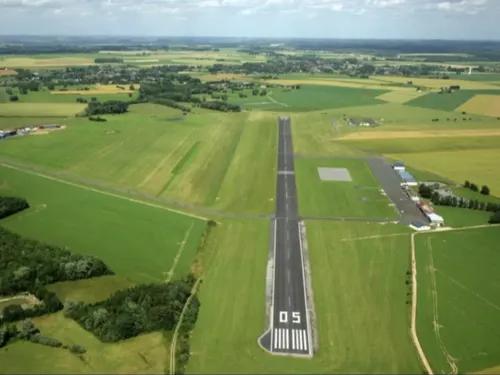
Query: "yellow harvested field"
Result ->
[[124, 59, 160, 63], [197, 73, 249, 81], [376, 89, 427, 103], [457, 95, 500, 117], [474, 365, 500, 374], [387, 149, 500, 194], [1, 57, 95, 67], [0, 69, 17, 76], [371, 76, 498, 90], [340, 129, 500, 140], [269, 79, 398, 90], [51, 84, 139, 95]]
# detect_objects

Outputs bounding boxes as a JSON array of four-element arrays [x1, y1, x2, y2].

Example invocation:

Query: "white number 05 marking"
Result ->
[[279, 311, 301, 324]]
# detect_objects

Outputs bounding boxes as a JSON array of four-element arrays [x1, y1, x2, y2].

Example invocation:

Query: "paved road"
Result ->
[[260, 116, 312, 357], [366, 158, 428, 225]]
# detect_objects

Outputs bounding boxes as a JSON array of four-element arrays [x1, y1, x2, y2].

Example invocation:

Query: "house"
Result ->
[[358, 118, 375, 127]]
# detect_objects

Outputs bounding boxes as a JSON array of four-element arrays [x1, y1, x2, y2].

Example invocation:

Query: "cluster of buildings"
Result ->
[[391, 161, 445, 229], [346, 117, 380, 127], [0, 124, 61, 140]]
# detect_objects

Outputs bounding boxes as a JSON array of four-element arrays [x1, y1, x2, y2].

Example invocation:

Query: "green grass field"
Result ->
[[405, 90, 500, 111], [295, 158, 397, 218], [0, 312, 170, 374], [0, 104, 276, 214], [0, 164, 206, 283], [266, 85, 388, 112], [415, 227, 500, 374], [14, 90, 138, 103], [188, 220, 421, 373], [339, 135, 500, 155], [0, 102, 85, 117], [433, 206, 493, 227], [46, 275, 136, 304], [329, 102, 495, 132]]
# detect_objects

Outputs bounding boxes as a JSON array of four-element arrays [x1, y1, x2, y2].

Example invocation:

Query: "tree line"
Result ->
[[83, 100, 130, 116], [418, 184, 500, 223], [64, 275, 199, 342], [0, 196, 113, 324], [0, 196, 29, 219], [139, 76, 243, 113], [94, 57, 124, 64], [464, 180, 490, 195], [1, 318, 86, 356]]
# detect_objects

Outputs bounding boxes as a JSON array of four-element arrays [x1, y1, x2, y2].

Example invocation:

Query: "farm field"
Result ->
[[264, 85, 388, 111], [0, 163, 206, 284], [457, 94, 500, 117], [0, 102, 85, 117], [339, 135, 500, 154], [339, 129, 500, 141], [290, 110, 367, 156], [7, 90, 138, 103], [405, 90, 500, 111], [415, 227, 500, 374], [328, 102, 494, 131], [188, 220, 421, 373], [269, 78, 395, 91], [386, 149, 500, 194], [370, 76, 500, 90], [294, 158, 397, 219], [0, 311, 170, 374], [376, 89, 427, 104], [0, 104, 276, 214], [432, 206, 493, 227], [0, 56, 96, 68]]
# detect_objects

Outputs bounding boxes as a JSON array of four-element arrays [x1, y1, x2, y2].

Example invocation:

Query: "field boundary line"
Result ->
[[169, 278, 202, 375], [340, 232, 408, 241], [267, 92, 288, 107], [165, 222, 195, 283], [410, 223, 500, 375], [410, 232, 434, 375], [0, 162, 209, 222], [427, 237, 458, 374]]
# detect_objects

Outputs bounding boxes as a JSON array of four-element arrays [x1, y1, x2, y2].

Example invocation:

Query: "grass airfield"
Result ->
[[2, 53, 500, 374]]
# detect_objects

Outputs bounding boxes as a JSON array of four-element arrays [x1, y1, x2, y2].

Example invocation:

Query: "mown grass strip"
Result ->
[[156, 141, 201, 197]]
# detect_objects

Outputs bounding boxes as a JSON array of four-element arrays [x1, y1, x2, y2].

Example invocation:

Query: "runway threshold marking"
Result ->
[[273, 328, 309, 351]]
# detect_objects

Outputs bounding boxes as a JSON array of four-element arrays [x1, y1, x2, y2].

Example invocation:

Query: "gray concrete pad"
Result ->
[[317, 167, 352, 182]]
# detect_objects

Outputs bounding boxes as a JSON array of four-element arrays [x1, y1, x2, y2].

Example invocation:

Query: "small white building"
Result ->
[[427, 213, 445, 227], [410, 221, 431, 231]]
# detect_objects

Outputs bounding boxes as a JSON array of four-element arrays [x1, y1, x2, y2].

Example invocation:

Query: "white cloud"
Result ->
[[0, 0, 494, 19]]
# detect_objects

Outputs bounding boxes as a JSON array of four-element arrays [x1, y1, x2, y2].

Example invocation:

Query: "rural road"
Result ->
[[259, 116, 312, 357]]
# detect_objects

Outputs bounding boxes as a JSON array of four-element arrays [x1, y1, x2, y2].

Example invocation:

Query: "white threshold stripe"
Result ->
[[274, 328, 310, 352]]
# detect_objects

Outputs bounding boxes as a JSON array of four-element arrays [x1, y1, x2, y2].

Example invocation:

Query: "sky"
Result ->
[[0, 0, 499, 40]]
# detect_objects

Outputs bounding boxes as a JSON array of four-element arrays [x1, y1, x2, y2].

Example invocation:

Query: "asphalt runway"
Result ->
[[366, 157, 428, 224], [260, 116, 312, 357]]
